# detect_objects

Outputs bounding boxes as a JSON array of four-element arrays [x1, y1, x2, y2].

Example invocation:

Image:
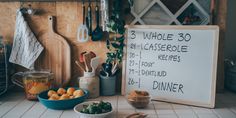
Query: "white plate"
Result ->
[[74, 101, 114, 118]]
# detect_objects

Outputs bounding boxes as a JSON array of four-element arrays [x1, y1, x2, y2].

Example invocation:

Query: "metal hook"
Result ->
[[19, 2, 36, 15], [27, 4, 36, 15], [19, 2, 28, 14]]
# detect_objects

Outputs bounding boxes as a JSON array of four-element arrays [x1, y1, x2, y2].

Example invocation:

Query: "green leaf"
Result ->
[[111, 42, 120, 48], [106, 39, 110, 49]]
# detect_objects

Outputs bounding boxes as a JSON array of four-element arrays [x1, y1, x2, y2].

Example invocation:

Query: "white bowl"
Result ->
[[74, 101, 114, 118]]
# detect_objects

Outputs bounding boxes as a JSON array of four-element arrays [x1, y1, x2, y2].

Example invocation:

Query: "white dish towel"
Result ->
[[9, 10, 44, 69]]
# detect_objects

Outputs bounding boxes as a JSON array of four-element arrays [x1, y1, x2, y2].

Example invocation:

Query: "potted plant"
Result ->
[[99, 0, 133, 95]]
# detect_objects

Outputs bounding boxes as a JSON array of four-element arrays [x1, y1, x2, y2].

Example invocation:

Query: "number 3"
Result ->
[[131, 30, 136, 39], [178, 33, 191, 42]]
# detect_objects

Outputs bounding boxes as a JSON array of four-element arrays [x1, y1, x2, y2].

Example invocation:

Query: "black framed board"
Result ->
[[122, 25, 219, 108]]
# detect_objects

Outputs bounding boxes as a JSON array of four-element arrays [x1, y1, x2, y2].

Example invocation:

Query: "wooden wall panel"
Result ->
[[0, 2, 19, 43], [0, 2, 108, 86], [0, 1, 226, 92], [56, 2, 79, 41], [25, 2, 57, 36]]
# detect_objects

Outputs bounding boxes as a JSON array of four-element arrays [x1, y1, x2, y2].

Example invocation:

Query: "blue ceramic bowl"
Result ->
[[38, 88, 89, 110]]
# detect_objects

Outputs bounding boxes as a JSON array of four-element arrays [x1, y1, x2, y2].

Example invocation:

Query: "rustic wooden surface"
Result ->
[[1, 90, 236, 118], [35, 16, 71, 87], [0, 1, 226, 91], [0, 2, 108, 87]]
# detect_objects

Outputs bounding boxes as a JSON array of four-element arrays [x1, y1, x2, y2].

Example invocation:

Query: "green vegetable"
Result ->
[[80, 101, 112, 114], [88, 104, 97, 114], [80, 108, 89, 114], [103, 102, 112, 111]]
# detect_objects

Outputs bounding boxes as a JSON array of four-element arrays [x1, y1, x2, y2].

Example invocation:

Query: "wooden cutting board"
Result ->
[[35, 16, 71, 87]]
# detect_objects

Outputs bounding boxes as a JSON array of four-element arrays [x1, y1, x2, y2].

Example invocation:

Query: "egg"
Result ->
[[73, 89, 84, 97], [47, 90, 57, 97], [67, 87, 76, 96], [57, 88, 66, 95]]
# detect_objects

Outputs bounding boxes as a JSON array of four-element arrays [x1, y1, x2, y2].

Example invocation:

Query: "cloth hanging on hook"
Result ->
[[19, 2, 27, 14], [9, 10, 44, 69]]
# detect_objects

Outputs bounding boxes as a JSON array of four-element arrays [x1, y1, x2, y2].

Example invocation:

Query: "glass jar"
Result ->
[[79, 72, 99, 98], [12, 70, 54, 100]]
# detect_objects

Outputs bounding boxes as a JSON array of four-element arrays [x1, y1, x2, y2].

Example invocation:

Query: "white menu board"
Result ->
[[122, 25, 219, 108]]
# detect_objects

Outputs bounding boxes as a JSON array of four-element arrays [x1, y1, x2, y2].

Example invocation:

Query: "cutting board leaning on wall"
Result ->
[[35, 16, 71, 87]]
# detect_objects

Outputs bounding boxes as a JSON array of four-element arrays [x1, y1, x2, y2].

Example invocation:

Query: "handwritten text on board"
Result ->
[[125, 26, 219, 108]]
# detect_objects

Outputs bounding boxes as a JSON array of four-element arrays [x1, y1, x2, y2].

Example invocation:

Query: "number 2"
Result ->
[[128, 78, 135, 85]]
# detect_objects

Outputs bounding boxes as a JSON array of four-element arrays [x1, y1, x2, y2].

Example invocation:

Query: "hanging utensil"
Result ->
[[100, 0, 109, 31], [77, 0, 89, 42], [87, 0, 92, 36], [92, 0, 103, 41]]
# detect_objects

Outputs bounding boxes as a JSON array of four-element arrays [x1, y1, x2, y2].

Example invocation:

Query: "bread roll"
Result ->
[[73, 89, 84, 97], [57, 88, 66, 95], [67, 87, 75, 96], [59, 94, 70, 100], [49, 94, 59, 100], [48, 90, 57, 97], [69, 96, 74, 99]]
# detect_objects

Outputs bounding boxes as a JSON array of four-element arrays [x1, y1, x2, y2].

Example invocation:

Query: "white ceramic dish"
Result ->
[[74, 101, 113, 118]]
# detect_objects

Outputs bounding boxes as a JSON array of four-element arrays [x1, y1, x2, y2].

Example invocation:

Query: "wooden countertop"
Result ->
[[1, 90, 236, 118]]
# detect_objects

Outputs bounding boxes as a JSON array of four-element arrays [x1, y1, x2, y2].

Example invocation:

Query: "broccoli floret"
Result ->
[[80, 101, 112, 114], [80, 108, 89, 114], [103, 102, 112, 112]]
